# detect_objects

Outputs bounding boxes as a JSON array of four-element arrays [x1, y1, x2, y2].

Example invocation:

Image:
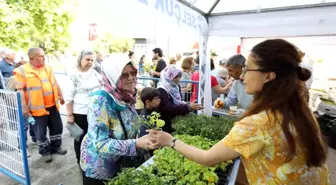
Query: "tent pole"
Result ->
[[178, 0, 206, 16], [207, 0, 221, 15]]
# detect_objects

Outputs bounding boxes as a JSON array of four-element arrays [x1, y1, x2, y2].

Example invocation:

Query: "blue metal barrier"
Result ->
[[54, 73, 200, 104], [0, 90, 30, 185], [137, 76, 197, 84], [136, 76, 199, 104]]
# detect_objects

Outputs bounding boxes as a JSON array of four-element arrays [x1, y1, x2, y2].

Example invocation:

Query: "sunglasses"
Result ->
[[121, 71, 137, 79]]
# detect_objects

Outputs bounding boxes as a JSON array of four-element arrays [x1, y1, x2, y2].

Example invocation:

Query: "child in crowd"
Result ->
[[139, 87, 161, 136], [139, 87, 161, 157]]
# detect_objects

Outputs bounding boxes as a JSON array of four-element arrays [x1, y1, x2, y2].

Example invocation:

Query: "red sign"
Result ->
[[237, 45, 241, 54], [89, 23, 97, 41]]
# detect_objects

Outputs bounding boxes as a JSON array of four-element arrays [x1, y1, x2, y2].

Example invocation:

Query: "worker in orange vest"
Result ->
[[14, 48, 67, 163]]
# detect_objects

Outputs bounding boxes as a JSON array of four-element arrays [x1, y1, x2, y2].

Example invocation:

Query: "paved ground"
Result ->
[[0, 113, 83, 185]]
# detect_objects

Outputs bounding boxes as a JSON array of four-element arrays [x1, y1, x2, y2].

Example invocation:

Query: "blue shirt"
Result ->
[[222, 80, 253, 110], [0, 59, 14, 82]]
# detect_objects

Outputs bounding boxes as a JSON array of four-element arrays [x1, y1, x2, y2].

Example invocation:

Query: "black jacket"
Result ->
[[157, 87, 190, 133]]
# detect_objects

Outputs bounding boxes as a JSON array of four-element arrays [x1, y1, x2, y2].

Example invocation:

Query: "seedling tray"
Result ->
[[138, 157, 241, 185]]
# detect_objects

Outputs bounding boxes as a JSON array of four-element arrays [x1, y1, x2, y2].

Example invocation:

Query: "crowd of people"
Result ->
[[0, 39, 330, 185]]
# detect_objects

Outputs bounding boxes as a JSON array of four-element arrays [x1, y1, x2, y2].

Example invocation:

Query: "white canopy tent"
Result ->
[[178, 0, 336, 112], [179, 0, 336, 37], [76, 0, 336, 115], [128, 0, 336, 115]]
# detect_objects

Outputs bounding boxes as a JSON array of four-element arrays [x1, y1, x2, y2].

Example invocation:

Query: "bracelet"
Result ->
[[170, 138, 177, 149]]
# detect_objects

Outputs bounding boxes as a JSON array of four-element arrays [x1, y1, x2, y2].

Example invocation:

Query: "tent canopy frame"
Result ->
[[179, 0, 336, 19]]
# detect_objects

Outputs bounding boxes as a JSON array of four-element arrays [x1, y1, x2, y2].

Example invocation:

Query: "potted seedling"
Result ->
[[143, 111, 165, 130]]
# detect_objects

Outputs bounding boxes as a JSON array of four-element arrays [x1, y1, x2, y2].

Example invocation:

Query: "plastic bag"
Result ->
[[27, 116, 35, 125], [65, 122, 84, 142]]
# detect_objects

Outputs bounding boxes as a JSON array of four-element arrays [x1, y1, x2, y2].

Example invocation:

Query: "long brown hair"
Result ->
[[181, 57, 194, 71], [243, 39, 326, 167]]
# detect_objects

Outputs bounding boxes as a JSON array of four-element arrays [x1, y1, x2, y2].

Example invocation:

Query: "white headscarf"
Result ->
[[101, 53, 137, 105]]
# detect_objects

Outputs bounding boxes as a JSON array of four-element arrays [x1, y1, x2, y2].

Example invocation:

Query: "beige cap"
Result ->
[[217, 68, 229, 78]]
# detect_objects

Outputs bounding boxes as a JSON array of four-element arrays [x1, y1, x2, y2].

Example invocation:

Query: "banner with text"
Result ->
[[134, 0, 212, 115]]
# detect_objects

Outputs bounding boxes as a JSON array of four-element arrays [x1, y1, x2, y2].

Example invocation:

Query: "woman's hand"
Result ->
[[136, 135, 158, 150], [147, 130, 174, 147], [189, 102, 204, 111], [67, 115, 75, 124], [214, 99, 224, 109]]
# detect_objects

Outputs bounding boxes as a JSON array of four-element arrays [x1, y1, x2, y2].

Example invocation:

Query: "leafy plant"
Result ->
[[1, 0, 76, 52], [107, 168, 164, 185], [93, 32, 135, 54], [147, 112, 165, 129], [172, 114, 235, 141], [143, 63, 153, 72], [138, 112, 165, 130], [108, 134, 232, 185], [147, 135, 232, 185], [320, 98, 336, 105]]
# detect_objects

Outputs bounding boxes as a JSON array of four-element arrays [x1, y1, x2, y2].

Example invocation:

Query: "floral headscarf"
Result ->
[[157, 66, 184, 105], [101, 54, 137, 106]]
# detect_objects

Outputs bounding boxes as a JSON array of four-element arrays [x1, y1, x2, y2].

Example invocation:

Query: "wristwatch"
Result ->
[[169, 138, 177, 149]]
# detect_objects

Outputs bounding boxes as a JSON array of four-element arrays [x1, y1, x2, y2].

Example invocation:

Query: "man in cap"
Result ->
[[215, 54, 253, 116], [219, 58, 227, 68]]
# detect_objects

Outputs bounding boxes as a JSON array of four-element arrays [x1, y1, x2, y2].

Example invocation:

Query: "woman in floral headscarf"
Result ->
[[156, 66, 203, 133], [80, 54, 156, 185]]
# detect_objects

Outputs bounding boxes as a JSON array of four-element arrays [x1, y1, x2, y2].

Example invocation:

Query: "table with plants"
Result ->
[[108, 113, 240, 185], [211, 108, 237, 119]]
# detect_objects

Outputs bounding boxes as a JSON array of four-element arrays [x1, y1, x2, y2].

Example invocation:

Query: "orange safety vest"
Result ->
[[15, 64, 60, 116]]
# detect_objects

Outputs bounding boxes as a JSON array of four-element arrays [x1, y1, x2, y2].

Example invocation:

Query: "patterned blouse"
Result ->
[[223, 111, 330, 185], [80, 90, 139, 180]]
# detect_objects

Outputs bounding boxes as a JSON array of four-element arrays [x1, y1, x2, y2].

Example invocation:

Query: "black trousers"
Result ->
[[82, 170, 106, 185], [32, 106, 63, 156], [29, 123, 36, 142], [73, 114, 88, 164]]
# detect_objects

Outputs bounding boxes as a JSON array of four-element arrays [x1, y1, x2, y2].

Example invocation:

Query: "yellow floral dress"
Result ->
[[223, 111, 330, 185]]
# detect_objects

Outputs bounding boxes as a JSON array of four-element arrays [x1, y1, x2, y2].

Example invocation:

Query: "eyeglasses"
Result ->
[[242, 67, 266, 76], [121, 71, 137, 79]]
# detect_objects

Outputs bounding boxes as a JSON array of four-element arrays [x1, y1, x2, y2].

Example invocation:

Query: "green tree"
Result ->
[[0, 0, 33, 50], [93, 32, 135, 54], [0, 0, 76, 53]]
